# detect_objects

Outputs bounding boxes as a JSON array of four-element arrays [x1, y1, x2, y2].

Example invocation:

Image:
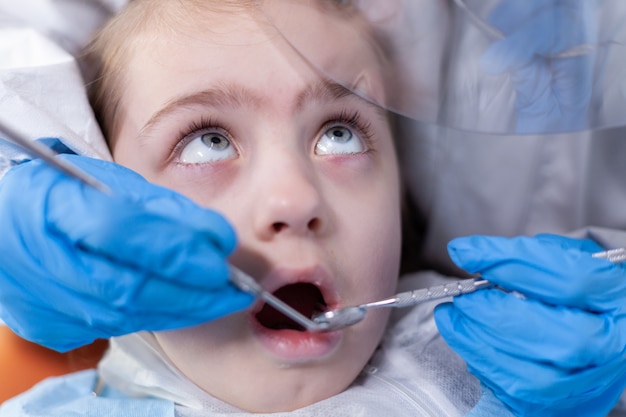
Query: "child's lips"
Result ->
[[251, 320, 342, 362]]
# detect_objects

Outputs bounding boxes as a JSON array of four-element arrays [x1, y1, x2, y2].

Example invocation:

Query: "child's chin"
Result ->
[[225, 372, 353, 414]]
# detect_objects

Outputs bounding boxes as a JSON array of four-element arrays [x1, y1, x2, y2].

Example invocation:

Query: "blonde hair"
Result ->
[[83, 0, 258, 144]]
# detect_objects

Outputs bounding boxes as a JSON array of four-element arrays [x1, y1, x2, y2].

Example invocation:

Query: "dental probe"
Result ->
[[229, 267, 329, 332], [314, 248, 626, 332], [592, 247, 626, 263], [0, 121, 112, 194]]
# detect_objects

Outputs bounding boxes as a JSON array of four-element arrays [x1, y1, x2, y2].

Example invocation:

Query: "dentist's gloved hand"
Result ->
[[481, 0, 599, 133], [435, 234, 626, 417], [0, 154, 253, 352]]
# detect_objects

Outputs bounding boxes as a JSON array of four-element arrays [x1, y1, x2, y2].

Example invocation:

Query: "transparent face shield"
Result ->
[[260, 0, 626, 135], [260, 0, 626, 273]]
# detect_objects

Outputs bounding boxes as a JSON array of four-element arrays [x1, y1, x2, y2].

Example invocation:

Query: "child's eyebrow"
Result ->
[[139, 85, 265, 135], [139, 80, 384, 135]]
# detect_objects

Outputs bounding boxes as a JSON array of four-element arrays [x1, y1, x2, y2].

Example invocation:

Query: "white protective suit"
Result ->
[[391, 0, 626, 275], [0, 0, 116, 176]]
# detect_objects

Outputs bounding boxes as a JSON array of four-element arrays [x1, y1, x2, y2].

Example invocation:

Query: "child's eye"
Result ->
[[180, 131, 237, 163], [315, 125, 366, 155]]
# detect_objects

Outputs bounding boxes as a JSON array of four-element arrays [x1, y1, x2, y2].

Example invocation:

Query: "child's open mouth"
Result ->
[[251, 281, 341, 361], [254, 283, 327, 331]]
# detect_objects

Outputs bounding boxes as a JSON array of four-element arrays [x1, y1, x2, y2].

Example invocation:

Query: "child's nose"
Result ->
[[252, 158, 325, 240]]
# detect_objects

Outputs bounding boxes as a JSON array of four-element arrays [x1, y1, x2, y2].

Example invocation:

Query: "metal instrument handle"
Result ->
[[0, 120, 111, 194], [361, 278, 491, 309]]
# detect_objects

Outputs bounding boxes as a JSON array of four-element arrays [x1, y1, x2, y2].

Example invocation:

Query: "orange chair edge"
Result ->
[[0, 326, 108, 403]]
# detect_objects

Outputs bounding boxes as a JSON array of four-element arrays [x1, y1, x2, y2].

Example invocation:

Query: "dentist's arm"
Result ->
[[0, 155, 253, 352], [480, 0, 601, 133]]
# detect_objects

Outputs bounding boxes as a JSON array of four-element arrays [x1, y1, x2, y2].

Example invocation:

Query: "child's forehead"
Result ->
[[127, 1, 387, 103]]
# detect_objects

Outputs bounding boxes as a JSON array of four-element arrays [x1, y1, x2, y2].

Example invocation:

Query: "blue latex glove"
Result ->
[[481, 0, 599, 133], [0, 154, 253, 352], [434, 234, 626, 416]]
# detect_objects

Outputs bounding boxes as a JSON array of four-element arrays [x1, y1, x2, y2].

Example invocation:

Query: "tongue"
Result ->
[[255, 283, 326, 331]]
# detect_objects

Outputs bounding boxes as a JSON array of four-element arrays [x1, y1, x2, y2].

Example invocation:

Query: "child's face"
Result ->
[[110, 4, 401, 413]]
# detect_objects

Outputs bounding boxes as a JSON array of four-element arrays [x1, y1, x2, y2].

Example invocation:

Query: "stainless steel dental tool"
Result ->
[[0, 121, 112, 194], [592, 247, 626, 263], [313, 249, 626, 332], [313, 278, 492, 332]]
